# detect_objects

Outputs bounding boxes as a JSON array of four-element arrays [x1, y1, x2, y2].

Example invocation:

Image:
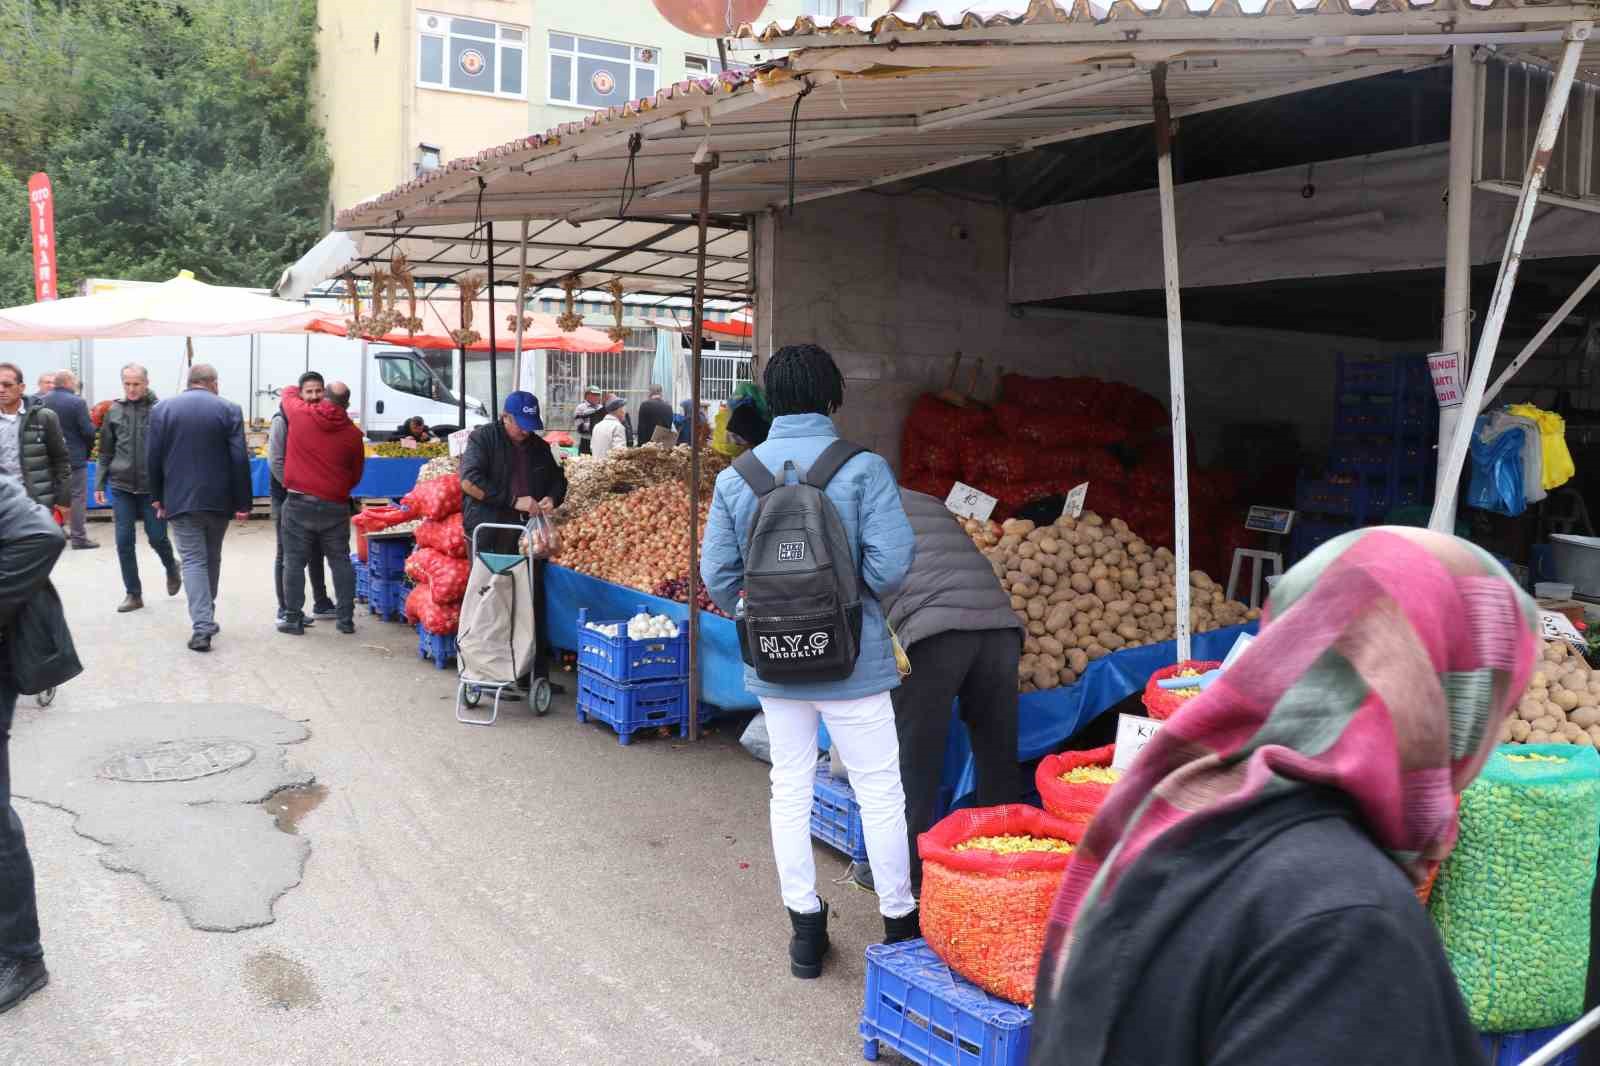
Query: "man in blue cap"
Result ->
[[460, 391, 568, 689]]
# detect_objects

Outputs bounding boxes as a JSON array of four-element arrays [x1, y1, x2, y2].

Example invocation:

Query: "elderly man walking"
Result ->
[[95, 363, 181, 613], [147, 364, 252, 653], [38, 370, 98, 550]]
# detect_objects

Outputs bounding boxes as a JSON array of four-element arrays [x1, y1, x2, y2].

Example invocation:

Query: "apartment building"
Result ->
[[315, 0, 889, 219]]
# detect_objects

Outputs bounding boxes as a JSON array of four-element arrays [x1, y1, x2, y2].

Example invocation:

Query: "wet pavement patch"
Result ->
[[243, 951, 320, 1011], [14, 702, 315, 931], [266, 782, 328, 835]]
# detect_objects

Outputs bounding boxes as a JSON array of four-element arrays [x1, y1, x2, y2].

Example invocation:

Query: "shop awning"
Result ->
[[0, 272, 336, 342]]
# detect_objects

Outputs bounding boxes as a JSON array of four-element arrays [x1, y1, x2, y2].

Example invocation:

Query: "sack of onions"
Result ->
[[918, 804, 1084, 1007]]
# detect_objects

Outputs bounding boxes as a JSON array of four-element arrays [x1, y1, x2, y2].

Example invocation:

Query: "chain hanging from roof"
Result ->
[[605, 279, 628, 343], [450, 274, 484, 347], [557, 276, 583, 333], [507, 271, 539, 334]]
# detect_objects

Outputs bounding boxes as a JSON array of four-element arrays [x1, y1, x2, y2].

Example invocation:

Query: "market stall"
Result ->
[[83, 455, 430, 509]]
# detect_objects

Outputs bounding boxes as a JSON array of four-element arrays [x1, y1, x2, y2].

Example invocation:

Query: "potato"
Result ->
[[1136, 589, 1156, 605], [1094, 579, 1118, 602], [1563, 721, 1588, 743], [1028, 620, 1046, 636], [998, 534, 1022, 551], [1574, 706, 1600, 729], [1045, 604, 1074, 633], [1589, 723, 1600, 747], [1073, 620, 1092, 638], [1067, 649, 1088, 673], [1016, 543, 1037, 560], [1532, 715, 1560, 733], [1020, 558, 1043, 579], [1039, 635, 1064, 657], [1531, 669, 1550, 689], [1083, 511, 1104, 526], [1002, 518, 1035, 536], [1510, 718, 1532, 742], [1088, 563, 1109, 582], [1069, 573, 1094, 595], [1058, 668, 1078, 687], [1110, 518, 1129, 534], [1245, 608, 1262, 621], [1070, 557, 1091, 575], [1549, 731, 1574, 745], [1040, 536, 1060, 554], [1104, 549, 1126, 567], [1120, 568, 1140, 589], [1563, 669, 1591, 693], [1191, 571, 1215, 590], [1023, 637, 1040, 655], [1048, 587, 1076, 606], [1085, 643, 1109, 660], [1555, 689, 1582, 712], [1117, 623, 1140, 641], [1139, 561, 1158, 580], [1031, 668, 1058, 691], [1100, 632, 1126, 650], [1040, 567, 1058, 588], [1026, 528, 1048, 544], [1075, 543, 1094, 559], [1529, 730, 1555, 743], [1131, 602, 1151, 617]]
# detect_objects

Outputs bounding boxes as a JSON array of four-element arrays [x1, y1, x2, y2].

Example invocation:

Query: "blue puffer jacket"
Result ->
[[701, 413, 915, 703]]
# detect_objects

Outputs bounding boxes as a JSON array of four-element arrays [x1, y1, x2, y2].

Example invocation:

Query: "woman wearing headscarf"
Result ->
[[1028, 528, 1539, 1066]]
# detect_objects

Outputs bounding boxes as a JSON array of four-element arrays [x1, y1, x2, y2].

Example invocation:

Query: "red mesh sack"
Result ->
[[351, 504, 415, 562], [918, 804, 1085, 1007], [404, 547, 469, 604], [404, 583, 461, 635], [900, 429, 930, 478], [401, 475, 462, 520], [1141, 660, 1222, 720], [1035, 745, 1120, 824], [907, 394, 994, 438], [971, 443, 1031, 484], [414, 513, 467, 558], [91, 399, 113, 428]]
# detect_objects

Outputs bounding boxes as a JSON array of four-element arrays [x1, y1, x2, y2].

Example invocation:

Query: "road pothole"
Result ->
[[265, 782, 328, 835], [243, 951, 320, 1011]]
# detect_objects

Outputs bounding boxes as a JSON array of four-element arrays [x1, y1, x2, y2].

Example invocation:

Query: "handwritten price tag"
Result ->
[[945, 481, 998, 522], [1428, 351, 1463, 409], [1540, 610, 1587, 649], [1112, 713, 1164, 771], [1063, 482, 1089, 520]]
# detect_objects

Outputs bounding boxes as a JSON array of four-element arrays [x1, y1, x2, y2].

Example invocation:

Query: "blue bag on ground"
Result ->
[[1468, 416, 1527, 516]]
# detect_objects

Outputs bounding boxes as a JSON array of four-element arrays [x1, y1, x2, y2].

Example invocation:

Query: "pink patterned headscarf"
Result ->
[[1032, 528, 1539, 1047]]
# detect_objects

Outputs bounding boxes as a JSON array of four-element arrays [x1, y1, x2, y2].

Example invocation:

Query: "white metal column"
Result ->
[[1154, 64, 1192, 661], [513, 217, 529, 393], [1436, 45, 1477, 521], [1431, 21, 1593, 530]]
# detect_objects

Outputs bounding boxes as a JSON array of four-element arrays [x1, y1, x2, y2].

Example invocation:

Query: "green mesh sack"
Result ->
[[1429, 744, 1600, 1032]]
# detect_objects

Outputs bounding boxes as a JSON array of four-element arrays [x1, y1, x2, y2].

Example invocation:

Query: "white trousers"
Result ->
[[761, 692, 916, 919]]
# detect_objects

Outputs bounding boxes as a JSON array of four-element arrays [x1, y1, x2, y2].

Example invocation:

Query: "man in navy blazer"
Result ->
[[146, 364, 252, 653], [38, 370, 99, 551]]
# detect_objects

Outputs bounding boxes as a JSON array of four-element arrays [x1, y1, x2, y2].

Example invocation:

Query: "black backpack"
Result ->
[[734, 440, 867, 683]]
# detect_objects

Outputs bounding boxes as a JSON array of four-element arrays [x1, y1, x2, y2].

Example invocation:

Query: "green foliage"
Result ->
[[0, 0, 330, 306]]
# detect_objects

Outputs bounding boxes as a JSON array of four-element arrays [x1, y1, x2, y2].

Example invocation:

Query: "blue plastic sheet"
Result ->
[[1468, 416, 1527, 517], [544, 564, 756, 711], [86, 456, 425, 508]]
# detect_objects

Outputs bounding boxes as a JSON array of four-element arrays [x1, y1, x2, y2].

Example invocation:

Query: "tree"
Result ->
[[0, 0, 330, 305]]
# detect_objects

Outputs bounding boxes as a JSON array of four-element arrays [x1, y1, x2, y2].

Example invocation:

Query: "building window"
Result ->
[[685, 54, 746, 76], [418, 12, 526, 98], [803, 0, 866, 16], [415, 143, 442, 175], [549, 33, 658, 110]]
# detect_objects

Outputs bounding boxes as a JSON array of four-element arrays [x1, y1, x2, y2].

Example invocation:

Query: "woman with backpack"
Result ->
[[701, 344, 919, 979]]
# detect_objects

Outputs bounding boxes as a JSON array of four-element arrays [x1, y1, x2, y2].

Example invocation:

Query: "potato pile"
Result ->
[[961, 510, 1260, 693], [1502, 639, 1600, 747]]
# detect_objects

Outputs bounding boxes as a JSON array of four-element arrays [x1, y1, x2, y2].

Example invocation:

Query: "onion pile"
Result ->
[[558, 445, 729, 520], [555, 482, 712, 594]]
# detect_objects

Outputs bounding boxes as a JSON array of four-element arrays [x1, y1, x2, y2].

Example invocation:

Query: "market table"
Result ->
[[86, 456, 427, 507]]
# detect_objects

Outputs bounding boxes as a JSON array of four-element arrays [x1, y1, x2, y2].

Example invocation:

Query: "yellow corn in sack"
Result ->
[[1509, 403, 1575, 490]]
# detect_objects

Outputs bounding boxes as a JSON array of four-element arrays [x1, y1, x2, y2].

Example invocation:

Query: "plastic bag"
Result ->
[[739, 713, 771, 764], [520, 513, 562, 560], [919, 804, 1084, 1007], [1036, 744, 1119, 824], [1469, 417, 1528, 517]]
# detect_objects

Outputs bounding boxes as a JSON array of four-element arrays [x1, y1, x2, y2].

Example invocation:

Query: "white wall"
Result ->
[[759, 190, 1428, 469]]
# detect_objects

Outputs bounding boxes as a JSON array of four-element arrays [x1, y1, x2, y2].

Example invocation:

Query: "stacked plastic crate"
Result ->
[[365, 537, 409, 622], [574, 607, 690, 745], [1292, 355, 1437, 562]]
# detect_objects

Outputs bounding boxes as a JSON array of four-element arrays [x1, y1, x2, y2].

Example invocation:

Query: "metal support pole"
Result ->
[[1481, 260, 1600, 410], [1437, 45, 1476, 514], [1153, 64, 1192, 661], [1431, 21, 1592, 530], [513, 217, 529, 391], [486, 221, 500, 417], [457, 344, 467, 430], [687, 154, 719, 743]]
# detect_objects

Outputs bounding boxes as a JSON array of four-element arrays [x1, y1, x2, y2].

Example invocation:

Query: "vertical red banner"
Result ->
[[26, 172, 57, 301]]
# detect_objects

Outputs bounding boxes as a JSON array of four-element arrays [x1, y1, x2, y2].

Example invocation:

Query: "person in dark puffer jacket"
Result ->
[[881, 489, 1023, 895], [95, 363, 181, 613], [0, 363, 68, 511]]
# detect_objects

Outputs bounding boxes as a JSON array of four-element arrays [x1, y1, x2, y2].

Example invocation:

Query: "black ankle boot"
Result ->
[[787, 901, 830, 979], [883, 907, 921, 944]]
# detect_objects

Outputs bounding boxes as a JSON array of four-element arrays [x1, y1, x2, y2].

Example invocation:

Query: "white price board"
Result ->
[[447, 427, 471, 458], [945, 481, 998, 522], [1540, 610, 1587, 649], [1112, 714, 1164, 771], [1063, 482, 1089, 520], [1427, 351, 1463, 409]]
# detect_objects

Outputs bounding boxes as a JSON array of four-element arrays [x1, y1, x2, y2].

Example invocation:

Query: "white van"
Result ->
[[365, 347, 490, 439]]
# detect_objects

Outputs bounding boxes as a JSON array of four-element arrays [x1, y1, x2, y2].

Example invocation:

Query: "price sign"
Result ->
[[1063, 482, 1089, 520], [447, 427, 471, 458], [1427, 351, 1463, 409], [945, 481, 998, 522], [1540, 610, 1587, 649], [1244, 505, 1295, 535], [1112, 714, 1164, 771]]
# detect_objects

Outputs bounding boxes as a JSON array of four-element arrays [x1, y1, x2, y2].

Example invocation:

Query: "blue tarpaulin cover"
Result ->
[[87, 456, 426, 507]]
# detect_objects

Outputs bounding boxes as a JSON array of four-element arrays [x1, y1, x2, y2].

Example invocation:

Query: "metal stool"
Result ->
[[1226, 549, 1284, 610]]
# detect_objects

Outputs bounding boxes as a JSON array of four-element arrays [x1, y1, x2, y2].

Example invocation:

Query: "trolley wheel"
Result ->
[[531, 678, 553, 717], [35, 687, 55, 708], [462, 684, 483, 708]]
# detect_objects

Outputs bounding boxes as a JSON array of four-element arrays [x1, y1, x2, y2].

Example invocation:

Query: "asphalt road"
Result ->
[[6, 518, 886, 1065]]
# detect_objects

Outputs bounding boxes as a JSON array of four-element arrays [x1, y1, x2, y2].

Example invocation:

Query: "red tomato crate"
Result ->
[[576, 607, 688, 684], [575, 669, 688, 746], [860, 938, 1031, 1065], [812, 764, 869, 864]]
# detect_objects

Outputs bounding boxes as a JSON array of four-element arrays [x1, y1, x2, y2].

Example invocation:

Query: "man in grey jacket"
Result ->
[[268, 372, 333, 623], [882, 489, 1023, 894], [95, 363, 181, 613]]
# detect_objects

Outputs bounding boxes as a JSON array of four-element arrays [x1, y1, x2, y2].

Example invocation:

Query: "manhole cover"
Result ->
[[99, 739, 256, 783]]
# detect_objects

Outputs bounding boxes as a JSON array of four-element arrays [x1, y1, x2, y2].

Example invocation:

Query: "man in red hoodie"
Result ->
[[276, 381, 365, 635]]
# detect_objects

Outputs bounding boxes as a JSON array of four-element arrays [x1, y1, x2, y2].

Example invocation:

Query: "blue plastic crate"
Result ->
[[416, 623, 456, 669], [575, 669, 688, 745], [576, 607, 688, 683], [366, 537, 410, 580], [1337, 354, 1431, 397], [1480, 1026, 1578, 1066], [860, 939, 1031, 1066], [1289, 517, 1355, 565], [352, 554, 369, 603], [367, 575, 407, 622], [1294, 476, 1370, 520], [812, 764, 868, 864]]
